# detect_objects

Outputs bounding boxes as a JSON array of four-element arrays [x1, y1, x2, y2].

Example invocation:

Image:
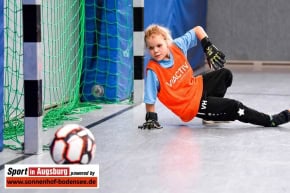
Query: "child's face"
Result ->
[[146, 34, 169, 62]]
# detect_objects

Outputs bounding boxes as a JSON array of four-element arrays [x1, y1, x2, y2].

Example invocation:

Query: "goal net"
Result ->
[[2, 0, 133, 150]]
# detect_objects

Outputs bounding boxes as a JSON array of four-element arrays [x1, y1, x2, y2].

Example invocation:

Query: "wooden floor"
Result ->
[[1, 65, 290, 193]]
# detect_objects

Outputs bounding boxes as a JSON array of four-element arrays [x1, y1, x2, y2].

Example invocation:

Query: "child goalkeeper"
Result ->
[[139, 24, 290, 129]]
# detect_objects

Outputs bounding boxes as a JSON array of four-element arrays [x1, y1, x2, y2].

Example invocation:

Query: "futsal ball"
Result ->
[[50, 124, 96, 164], [91, 85, 104, 97]]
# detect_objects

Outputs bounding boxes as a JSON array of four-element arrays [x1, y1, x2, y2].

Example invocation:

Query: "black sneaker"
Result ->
[[270, 110, 290, 127]]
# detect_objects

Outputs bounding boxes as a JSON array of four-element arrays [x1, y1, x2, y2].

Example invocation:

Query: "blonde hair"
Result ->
[[144, 24, 173, 47]]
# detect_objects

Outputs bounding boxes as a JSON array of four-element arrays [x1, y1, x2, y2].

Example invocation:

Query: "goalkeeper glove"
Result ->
[[138, 112, 163, 129], [201, 37, 226, 70]]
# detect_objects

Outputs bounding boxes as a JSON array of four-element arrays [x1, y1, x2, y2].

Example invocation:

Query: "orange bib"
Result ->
[[146, 44, 203, 122]]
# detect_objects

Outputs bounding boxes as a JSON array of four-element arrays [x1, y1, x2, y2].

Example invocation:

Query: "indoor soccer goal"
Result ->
[[1, 0, 134, 152]]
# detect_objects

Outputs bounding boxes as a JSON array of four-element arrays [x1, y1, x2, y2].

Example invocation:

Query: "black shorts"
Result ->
[[196, 68, 237, 121], [196, 68, 271, 126]]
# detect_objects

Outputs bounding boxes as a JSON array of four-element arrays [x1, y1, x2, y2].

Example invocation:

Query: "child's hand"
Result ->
[[201, 37, 226, 70], [138, 120, 163, 129], [138, 112, 163, 129]]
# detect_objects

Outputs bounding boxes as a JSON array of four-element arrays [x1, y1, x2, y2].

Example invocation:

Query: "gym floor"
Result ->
[[1, 65, 290, 193]]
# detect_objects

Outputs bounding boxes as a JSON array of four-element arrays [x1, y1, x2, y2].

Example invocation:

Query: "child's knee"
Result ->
[[222, 68, 233, 87]]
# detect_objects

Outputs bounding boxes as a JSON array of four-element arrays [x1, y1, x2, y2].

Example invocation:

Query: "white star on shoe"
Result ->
[[237, 108, 245, 116]]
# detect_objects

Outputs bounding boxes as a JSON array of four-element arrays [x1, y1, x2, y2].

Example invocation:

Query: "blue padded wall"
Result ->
[[81, 0, 133, 102], [144, 0, 207, 69]]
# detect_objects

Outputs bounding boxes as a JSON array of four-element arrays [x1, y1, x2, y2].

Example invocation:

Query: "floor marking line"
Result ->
[[0, 104, 139, 171]]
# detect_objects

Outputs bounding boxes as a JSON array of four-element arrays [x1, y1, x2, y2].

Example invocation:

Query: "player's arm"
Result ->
[[138, 70, 162, 129], [138, 103, 162, 129], [193, 26, 226, 70], [193, 26, 207, 40], [146, 103, 155, 112]]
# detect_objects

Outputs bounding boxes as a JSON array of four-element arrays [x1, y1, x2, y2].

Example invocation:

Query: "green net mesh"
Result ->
[[4, 0, 25, 149], [3, 0, 133, 150], [80, 0, 133, 103]]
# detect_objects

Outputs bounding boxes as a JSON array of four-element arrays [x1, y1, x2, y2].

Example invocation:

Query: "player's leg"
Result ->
[[201, 68, 233, 124], [196, 96, 290, 127], [202, 68, 233, 97]]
